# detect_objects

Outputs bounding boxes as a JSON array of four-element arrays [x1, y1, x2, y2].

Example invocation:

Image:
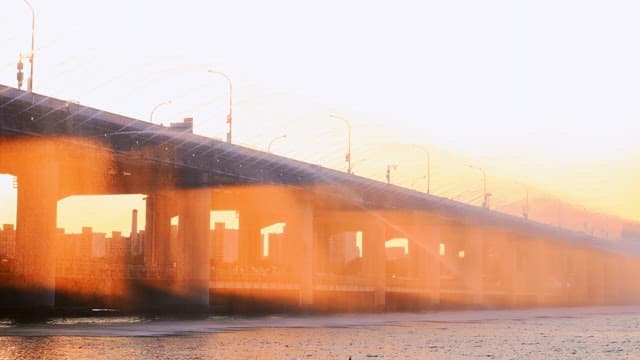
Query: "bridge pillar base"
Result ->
[[463, 227, 485, 306], [283, 197, 314, 307], [12, 148, 59, 309], [427, 226, 442, 306], [174, 188, 212, 308], [363, 220, 386, 309]]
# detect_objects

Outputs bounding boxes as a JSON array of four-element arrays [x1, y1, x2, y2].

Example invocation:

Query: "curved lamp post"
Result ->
[[267, 134, 287, 153], [17, 0, 35, 92], [467, 164, 490, 209], [521, 182, 529, 220], [149, 99, 172, 124], [386, 164, 398, 185], [208, 69, 233, 143], [329, 114, 352, 174], [413, 145, 431, 194]]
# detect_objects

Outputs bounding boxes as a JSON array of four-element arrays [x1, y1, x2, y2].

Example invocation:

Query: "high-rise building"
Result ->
[[130, 209, 143, 256]]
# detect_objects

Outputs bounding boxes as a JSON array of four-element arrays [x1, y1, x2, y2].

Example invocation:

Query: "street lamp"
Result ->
[[386, 164, 398, 185], [413, 145, 431, 194], [329, 114, 352, 174], [16, 0, 35, 92], [208, 69, 233, 143], [521, 183, 529, 220], [467, 164, 491, 209], [267, 134, 287, 153], [149, 99, 172, 124]]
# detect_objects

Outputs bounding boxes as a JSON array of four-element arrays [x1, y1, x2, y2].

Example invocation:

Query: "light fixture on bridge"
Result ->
[[520, 182, 529, 220], [149, 99, 173, 124], [413, 145, 431, 194], [467, 164, 490, 209], [17, 0, 35, 93], [386, 164, 398, 185], [267, 134, 287, 153], [208, 69, 233, 144], [329, 114, 352, 174]]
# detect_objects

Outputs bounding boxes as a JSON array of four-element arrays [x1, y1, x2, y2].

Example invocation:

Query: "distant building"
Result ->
[[107, 231, 128, 259], [91, 232, 107, 258], [0, 224, 15, 259], [78, 227, 93, 259], [130, 209, 144, 256]]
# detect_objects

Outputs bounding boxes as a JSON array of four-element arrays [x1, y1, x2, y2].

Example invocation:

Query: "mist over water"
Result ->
[[1, 306, 640, 359]]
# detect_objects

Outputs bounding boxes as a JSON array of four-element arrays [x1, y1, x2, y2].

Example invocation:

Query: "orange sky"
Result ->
[[0, 1, 638, 232]]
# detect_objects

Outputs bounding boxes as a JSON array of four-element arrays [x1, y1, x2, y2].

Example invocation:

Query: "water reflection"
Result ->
[[0, 307, 639, 359]]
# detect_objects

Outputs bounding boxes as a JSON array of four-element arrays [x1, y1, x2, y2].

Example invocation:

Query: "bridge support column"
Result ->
[[603, 255, 621, 304], [524, 239, 546, 306], [407, 225, 426, 280], [144, 191, 175, 268], [313, 222, 330, 276], [425, 225, 441, 306], [174, 188, 211, 308], [486, 230, 517, 307], [14, 155, 59, 309], [237, 207, 262, 268], [362, 220, 386, 309], [555, 245, 572, 305], [462, 227, 484, 306], [504, 233, 524, 307], [284, 198, 314, 307], [569, 247, 589, 305], [439, 221, 465, 306], [585, 249, 605, 305]]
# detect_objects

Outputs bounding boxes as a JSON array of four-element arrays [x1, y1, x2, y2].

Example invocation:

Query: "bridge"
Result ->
[[1, 84, 638, 313]]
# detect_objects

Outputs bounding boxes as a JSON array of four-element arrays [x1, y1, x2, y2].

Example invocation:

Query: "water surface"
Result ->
[[1, 306, 639, 359]]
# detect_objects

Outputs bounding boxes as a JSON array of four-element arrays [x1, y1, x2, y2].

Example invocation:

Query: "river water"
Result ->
[[1, 306, 640, 359]]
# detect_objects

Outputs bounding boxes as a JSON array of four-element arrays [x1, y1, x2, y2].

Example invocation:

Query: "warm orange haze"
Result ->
[[1, 1, 640, 359], [1, 1, 638, 232], [1, 128, 638, 313]]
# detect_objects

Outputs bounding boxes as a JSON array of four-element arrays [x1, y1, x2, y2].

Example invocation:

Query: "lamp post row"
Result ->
[[329, 114, 352, 174], [467, 164, 490, 209], [208, 70, 233, 144], [16, 0, 35, 92], [11, 1, 527, 216]]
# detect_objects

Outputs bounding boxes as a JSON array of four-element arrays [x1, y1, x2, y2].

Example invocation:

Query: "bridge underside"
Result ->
[[1, 85, 638, 313]]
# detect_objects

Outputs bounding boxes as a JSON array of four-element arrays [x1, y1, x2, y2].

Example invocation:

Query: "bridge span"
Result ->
[[1, 84, 638, 313]]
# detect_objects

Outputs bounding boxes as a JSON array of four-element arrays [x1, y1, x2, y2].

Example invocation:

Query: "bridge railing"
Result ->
[[210, 265, 295, 284], [313, 273, 377, 287], [55, 260, 176, 280]]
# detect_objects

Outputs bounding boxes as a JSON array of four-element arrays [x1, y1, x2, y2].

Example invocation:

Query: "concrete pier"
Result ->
[[15, 151, 59, 308]]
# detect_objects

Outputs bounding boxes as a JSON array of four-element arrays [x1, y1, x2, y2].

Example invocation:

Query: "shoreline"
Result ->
[[1, 305, 639, 337]]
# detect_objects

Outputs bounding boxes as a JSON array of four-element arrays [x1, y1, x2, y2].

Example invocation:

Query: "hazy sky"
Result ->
[[1, 0, 639, 230]]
